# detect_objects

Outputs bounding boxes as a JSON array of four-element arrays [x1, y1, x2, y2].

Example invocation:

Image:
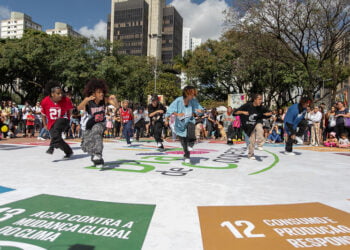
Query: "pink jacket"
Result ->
[[233, 116, 241, 128]]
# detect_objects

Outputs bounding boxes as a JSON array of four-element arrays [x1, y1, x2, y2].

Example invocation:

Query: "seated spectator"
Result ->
[[268, 124, 283, 143], [323, 132, 338, 147], [338, 133, 350, 148]]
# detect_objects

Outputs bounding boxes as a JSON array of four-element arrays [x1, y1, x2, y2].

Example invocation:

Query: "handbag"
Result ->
[[344, 117, 350, 128]]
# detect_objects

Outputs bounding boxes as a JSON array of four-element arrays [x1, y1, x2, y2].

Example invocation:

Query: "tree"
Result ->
[[145, 72, 182, 105], [229, 0, 350, 99]]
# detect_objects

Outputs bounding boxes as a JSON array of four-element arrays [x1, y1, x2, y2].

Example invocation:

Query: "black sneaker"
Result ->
[[46, 147, 54, 155], [63, 152, 73, 159]]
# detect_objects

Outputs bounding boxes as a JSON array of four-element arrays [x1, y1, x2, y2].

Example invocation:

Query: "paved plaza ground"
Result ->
[[0, 137, 349, 250]]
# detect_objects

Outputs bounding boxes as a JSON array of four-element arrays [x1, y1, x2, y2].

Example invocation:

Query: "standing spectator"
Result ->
[[21, 101, 32, 137], [284, 97, 311, 155], [207, 108, 218, 139], [120, 100, 134, 146], [26, 110, 35, 137], [33, 101, 42, 133], [309, 106, 322, 146], [324, 106, 337, 138], [114, 109, 121, 138], [335, 101, 350, 139], [304, 106, 313, 144], [70, 107, 81, 138], [232, 115, 242, 141], [221, 106, 235, 145], [133, 107, 147, 141], [10, 102, 19, 138]]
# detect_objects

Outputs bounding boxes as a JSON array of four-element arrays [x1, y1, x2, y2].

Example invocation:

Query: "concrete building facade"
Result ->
[[0, 12, 42, 39], [46, 22, 82, 38], [182, 27, 191, 55], [108, 0, 149, 56], [108, 0, 182, 63], [191, 37, 202, 51], [162, 6, 182, 64]]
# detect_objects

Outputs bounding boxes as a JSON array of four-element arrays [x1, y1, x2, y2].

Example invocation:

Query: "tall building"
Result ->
[[108, 0, 183, 63], [0, 12, 42, 39], [182, 27, 202, 55], [108, 0, 149, 56], [191, 37, 202, 50], [146, 0, 165, 59], [46, 22, 82, 38], [162, 6, 182, 64], [182, 27, 191, 55]]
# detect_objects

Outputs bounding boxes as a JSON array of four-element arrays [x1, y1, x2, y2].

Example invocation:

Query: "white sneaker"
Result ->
[[295, 137, 303, 145], [130, 138, 134, 142], [157, 142, 162, 148], [39, 137, 46, 141], [248, 156, 256, 160], [284, 151, 296, 155], [257, 146, 263, 151], [188, 146, 193, 151], [62, 133, 66, 139], [127, 143, 132, 147], [184, 158, 191, 164]]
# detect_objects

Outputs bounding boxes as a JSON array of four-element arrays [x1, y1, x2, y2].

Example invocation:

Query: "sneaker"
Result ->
[[46, 147, 54, 155], [188, 146, 193, 151], [248, 156, 256, 160], [284, 151, 296, 155], [63, 152, 73, 159], [184, 158, 191, 164], [127, 143, 132, 147], [38, 137, 46, 141], [157, 142, 164, 148], [295, 136, 303, 145], [257, 146, 263, 151]]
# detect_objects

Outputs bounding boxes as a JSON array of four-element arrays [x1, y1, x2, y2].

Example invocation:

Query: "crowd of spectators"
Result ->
[[0, 99, 349, 148]]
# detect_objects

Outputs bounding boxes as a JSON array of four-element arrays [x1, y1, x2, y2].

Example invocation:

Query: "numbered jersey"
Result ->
[[40, 96, 74, 130], [120, 108, 133, 124]]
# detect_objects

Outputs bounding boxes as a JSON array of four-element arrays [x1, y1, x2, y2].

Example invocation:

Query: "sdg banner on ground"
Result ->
[[198, 202, 350, 250], [0, 194, 155, 249], [0, 186, 14, 194]]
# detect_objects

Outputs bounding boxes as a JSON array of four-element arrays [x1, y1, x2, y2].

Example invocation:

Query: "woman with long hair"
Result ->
[[165, 86, 204, 164]]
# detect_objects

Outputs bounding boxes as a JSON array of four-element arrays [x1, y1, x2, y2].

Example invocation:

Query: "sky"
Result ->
[[0, 0, 232, 41]]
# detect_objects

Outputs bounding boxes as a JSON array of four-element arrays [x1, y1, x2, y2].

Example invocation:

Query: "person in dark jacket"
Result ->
[[283, 97, 311, 155]]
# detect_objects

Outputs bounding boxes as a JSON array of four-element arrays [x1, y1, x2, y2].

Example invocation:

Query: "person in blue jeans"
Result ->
[[119, 100, 134, 146]]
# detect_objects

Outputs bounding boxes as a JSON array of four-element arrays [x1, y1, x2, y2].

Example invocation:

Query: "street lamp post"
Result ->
[[149, 33, 162, 94]]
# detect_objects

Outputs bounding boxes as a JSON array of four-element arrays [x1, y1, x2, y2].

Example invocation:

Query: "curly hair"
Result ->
[[83, 79, 108, 97]]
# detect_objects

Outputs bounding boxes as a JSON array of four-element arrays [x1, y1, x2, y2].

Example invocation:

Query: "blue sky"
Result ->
[[0, 0, 232, 40]]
